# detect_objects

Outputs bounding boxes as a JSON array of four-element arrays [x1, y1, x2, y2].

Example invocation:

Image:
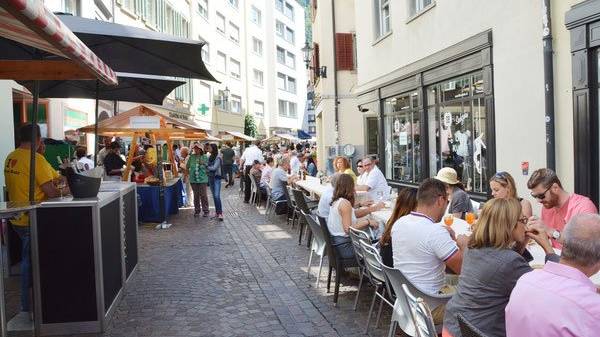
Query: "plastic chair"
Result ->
[[283, 186, 298, 228], [302, 210, 327, 288], [457, 314, 490, 337], [402, 284, 437, 337], [348, 228, 370, 310], [249, 173, 262, 206], [292, 188, 318, 245], [361, 241, 394, 334], [265, 185, 285, 219], [380, 264, 452, 337], [317, 215, 358, 306]]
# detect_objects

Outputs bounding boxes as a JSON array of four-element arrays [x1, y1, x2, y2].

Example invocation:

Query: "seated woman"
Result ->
[[379, 187, 417, 267], [327, 173, 378, 259], [436, 167, 473, 219], [334, 156, 357, 182], [489, 171, 533, 218], [442, 198, 558, 337]]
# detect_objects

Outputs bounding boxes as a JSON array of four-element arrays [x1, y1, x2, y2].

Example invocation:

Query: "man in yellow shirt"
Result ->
[[4, 124, 66, 316]]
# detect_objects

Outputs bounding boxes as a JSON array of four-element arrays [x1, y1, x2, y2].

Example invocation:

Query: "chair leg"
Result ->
[[316, 256, 323, 288], [333, 268, 341, 306], [298, 218, 305, 245], [353, 269, 364, 311], [365, 284, 379, 334], [307, 250, 313, 279], [306, 229, 312, 248], [375, 287, 385, 328], [327, 266, 332, 293], [387, 320, 397, 337]]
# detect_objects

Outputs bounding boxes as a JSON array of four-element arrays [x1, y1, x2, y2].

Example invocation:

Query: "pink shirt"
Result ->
[[541, 194, 597, 248], [505, 262, 600, 337]]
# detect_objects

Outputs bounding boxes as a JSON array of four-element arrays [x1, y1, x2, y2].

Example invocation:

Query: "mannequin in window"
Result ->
[[474, 132, 487, 191]]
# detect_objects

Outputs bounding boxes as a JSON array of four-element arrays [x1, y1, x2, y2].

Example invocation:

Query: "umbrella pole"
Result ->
[[94, 80, 99, 165], [28, 80, 40, 203]]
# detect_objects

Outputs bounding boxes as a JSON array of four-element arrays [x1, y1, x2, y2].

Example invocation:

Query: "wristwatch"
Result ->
[[551, 230, 561, 240]]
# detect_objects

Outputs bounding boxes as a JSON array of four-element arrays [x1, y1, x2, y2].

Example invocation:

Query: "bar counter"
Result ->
[[29, 182, 138, 336]]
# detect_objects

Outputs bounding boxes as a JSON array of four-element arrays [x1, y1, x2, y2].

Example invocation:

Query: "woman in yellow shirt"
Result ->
[[334, 156, 357, 182]]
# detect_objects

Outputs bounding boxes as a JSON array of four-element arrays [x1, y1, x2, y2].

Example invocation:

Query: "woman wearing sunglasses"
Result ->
[[489, 171, 532, 218], [442, 198, 558, 337]]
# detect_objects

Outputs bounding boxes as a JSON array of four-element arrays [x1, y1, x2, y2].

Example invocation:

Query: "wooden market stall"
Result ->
[[218, 130, 256, 142]]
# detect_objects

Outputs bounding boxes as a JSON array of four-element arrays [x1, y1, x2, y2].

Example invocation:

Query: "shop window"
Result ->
[[384, 91, 420, 183], [427, 72, 488, 193]]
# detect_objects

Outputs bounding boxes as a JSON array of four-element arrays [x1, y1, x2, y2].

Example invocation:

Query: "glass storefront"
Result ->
[[427, 72, 488, 193]]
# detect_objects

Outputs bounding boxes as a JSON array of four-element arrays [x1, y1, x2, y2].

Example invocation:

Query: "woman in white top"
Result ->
[[328, 173, 379, 259]]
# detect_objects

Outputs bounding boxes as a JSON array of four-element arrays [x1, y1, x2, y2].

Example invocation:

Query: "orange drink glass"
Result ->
[[443, 214, 453, 226], [465, 212, 476, 225]]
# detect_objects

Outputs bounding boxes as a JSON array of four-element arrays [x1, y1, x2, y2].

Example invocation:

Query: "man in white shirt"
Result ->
[[240, 140, 264, 203], [289, 151, 301, 175], [355, 156, 390, 201], [391, 178, 468, 324]]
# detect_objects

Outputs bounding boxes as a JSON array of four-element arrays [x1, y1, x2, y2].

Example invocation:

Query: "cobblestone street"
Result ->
[[103, 186, 393, 337]]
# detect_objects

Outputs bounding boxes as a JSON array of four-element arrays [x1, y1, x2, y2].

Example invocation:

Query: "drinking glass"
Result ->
[[55, 179, 66, 199], [443, 214, 454, 226], [465, 212, 476, 225]]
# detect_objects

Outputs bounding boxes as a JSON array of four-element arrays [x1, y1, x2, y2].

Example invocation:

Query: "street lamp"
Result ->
[[301, 41, 327, 78], [214, 86, 230, 110]]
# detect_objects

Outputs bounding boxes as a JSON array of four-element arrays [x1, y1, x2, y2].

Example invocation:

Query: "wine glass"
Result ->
[[444, 214, 454, 226], [465, 212, 476, 229]]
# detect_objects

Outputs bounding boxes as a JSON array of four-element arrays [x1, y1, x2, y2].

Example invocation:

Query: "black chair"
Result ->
[[283, 186, 297, 227], [291, 188, 317, 245], [317, 215, 358, 306], [457, 313, 490, 337]]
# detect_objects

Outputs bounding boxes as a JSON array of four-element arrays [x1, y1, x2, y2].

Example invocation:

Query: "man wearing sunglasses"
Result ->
[[526, 168, 597, 248]]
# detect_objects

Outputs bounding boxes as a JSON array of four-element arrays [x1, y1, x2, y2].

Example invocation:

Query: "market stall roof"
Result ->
[[77, 105, 210, 140], [18, 73, 185, 105], [0, 0, 117, 84], [262, 133, 299, 144], [219, 131, 256, 142], [55, 14, 217, 81]]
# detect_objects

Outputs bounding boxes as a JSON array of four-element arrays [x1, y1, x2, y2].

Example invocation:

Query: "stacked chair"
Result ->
[[302, 210, 327, 288]]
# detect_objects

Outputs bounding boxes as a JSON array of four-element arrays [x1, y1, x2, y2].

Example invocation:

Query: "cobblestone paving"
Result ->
[[106, 187, 396, 336]]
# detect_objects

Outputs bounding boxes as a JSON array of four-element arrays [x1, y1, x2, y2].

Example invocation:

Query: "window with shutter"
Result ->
[[335, 33, 354, 70], [312, 43, 320, 81]]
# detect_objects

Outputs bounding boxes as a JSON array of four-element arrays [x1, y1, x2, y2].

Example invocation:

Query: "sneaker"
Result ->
[[217, 214, 224, 221]]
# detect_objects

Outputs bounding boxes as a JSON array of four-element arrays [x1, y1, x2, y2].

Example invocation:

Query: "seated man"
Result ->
[[270, 157, 298, 214], [391, 178, 468, 324], [355, 155, 390, 201], [505, 214, 600, 337], [249, 159, 262, 197]]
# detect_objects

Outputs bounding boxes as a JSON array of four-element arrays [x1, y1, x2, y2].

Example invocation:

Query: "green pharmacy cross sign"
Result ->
[[198, 103, 210, 116]]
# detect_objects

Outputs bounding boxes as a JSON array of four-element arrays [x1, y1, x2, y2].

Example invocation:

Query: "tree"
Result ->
[[244, 113, 257, 138]]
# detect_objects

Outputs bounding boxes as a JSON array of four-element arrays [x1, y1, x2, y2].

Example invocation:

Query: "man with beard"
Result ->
[[527, 168, 597, 248]]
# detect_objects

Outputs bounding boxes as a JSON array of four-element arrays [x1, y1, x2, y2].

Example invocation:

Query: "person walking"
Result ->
[[207, 143, 224, 221], [186, 143, 209, 217], [221, 142, 235, 188], [179, 146, 193, 208], [240, 140, 263, 203]]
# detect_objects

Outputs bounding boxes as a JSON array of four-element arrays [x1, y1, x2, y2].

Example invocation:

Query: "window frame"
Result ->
[[201, 41, 210, 64], [230, 95, 242, 114], [252, 37, 263, 56], [253, 69, 264, 87], [230, 58, 241, 79], [254, 100, 265, 117], [250, 6, 262, 26], [374, 0, 391, 39], [229, 22, 240, 43], [216, 12, 226, 34], [198, 0, 208, 20], [216, 51, 227, 74]]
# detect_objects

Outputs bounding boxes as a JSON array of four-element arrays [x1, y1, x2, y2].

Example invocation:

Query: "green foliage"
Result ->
[[244, 113, 257, 138]]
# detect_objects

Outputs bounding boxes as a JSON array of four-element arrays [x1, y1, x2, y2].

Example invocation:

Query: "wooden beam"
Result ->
[[122, 133, 139, 182], [0, 60, 96, 80], [166, 140, 178, 176]]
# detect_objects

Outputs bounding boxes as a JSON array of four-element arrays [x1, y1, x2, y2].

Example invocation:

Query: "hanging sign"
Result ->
[[130, 116, 160, 129], [443, 112, 452, 128]]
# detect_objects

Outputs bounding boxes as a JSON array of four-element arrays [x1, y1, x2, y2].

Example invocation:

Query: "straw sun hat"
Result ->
[[435, 167, 460, 185]]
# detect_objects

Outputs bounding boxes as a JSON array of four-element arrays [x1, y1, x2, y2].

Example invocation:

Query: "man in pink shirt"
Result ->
[[505, 214, 600, 337], [527, 168, 597, 248]]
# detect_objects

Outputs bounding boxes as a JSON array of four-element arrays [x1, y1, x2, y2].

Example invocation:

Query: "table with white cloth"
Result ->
[[294, 176, 369, 202]]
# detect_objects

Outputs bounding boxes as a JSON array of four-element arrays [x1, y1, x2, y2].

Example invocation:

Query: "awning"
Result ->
[[219, 131, 256, 142], [297, 130, 312, 140], [18, 73, 184, 105], [0, 0, 117, 85]]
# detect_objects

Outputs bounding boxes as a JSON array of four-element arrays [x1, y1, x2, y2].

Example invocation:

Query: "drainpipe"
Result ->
[[542, 0, 555, 170], [331, 0, 339, 147]]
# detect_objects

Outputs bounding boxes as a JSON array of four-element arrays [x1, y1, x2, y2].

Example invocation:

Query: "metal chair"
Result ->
[[265, 184, 285, 219], [380, 264, 452, 337], [292, 188, 318, 245], [402, 284, 437, 337], [283, 186, 298, 228], [317, 215, 358, 306], [361, 241, 394, 334], [348, 227, 370, 311], [302, 210, 327, 288], [249, 173, 262, 206], [457, 314, 490, 337]]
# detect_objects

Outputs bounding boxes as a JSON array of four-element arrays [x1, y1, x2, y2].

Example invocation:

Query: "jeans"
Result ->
[[222, 164, 233, 186], [13, 226, 31, 312], [208, 177, 223, 214]]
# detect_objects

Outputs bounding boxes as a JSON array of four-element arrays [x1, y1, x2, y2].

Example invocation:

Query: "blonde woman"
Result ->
[[489, 171, 533, 218], [334, 156, 357, 182], [442, 198, 557, 337]]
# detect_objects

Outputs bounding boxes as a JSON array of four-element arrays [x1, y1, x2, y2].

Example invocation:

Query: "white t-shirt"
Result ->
[[364, 166, 390, 201], [241, 145, 263, 167], [78, 156, 95, 170], [357, 172, 368, 186], [290, 155, 301, 174], [391, 212, 458, 295], [327, 198, 356, 237], [318, 185, 334, 218]]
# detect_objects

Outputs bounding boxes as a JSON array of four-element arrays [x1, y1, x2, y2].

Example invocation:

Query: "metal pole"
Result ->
[[542, 0, 556, 170], [94, 80, 100, 165], [28, 80, 40, 203]]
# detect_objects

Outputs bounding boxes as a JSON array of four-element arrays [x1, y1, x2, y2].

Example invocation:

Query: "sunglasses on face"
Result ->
[[518, 216, 528, 225], [531, 185, 552, 200], [357, 165, 363, 168]]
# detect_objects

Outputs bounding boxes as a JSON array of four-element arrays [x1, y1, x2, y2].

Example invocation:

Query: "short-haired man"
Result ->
[[240, 140, 263, 203], [505, 214, 600, 336], [527, 168, 597, 248], [103, 141, 126, 179], [355, 156, 390, 201], [391, 178, 468, 324], [289, 151, 301, 175], [5, 124, 67, 318], [221, 142, 235, 188], [270, 157, 299, 214]]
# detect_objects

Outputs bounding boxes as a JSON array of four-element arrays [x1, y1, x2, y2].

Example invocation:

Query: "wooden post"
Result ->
[[166, 139, 178, 176], [122, 133, 139, 181]]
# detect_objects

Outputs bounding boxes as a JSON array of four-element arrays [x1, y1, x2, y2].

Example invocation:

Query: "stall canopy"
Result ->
[[297, 130, 312, 140], [77, 105, 210, 140], [219, 131, 256, 142], [262, 133, 299, 144], [55, 14, 217, 81], [0, 0, 117, 84], [18, 73, 185, 105]]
